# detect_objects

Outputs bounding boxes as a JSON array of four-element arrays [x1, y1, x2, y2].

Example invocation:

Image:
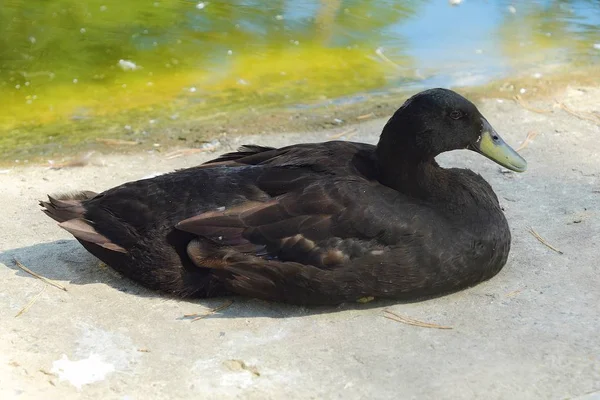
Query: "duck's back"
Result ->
[[42, 141, 377, 297]]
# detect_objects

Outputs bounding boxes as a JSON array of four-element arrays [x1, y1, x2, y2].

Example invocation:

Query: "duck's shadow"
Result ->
[[1, 240, 416, 320]]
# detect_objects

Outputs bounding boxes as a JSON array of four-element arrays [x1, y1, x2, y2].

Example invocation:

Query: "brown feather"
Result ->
[[59, 219, 127, 253]]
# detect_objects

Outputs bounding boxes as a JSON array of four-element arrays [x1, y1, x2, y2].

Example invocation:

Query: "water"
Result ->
[[1, 0, 599, 159]]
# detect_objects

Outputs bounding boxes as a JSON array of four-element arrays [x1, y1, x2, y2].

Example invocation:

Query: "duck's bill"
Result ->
[[468, 119, 527, 172]]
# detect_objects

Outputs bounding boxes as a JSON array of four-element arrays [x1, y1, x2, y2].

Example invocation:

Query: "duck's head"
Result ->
[[378, 88, 527, 172]]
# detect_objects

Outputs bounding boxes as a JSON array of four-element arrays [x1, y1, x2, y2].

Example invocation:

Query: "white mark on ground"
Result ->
[[51, 354, 115, 389], [52, 323, 141, 389]]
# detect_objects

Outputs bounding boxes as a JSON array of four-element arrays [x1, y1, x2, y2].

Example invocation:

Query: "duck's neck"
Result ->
[[374, 117, 449, 201], [375, 144, 497, 223], [375, 152, 449, 202]]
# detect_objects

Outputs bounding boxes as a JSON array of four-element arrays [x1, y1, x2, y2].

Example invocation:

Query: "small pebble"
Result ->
[[519, 88, 526, 94], [196, 2, 205, 10], [118, 59, 138, 71], [201, 140, 221, 151]]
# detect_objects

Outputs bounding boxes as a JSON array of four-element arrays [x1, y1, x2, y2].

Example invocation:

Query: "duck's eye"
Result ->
[[450, 110, 463, 120]]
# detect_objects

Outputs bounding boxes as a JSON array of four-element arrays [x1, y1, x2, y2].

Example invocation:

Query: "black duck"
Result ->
[[40, 88, 527, 305]]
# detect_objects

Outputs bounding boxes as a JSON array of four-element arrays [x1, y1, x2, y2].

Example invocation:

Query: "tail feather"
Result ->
[[59, 218, 127, 253], [39, 191, 97, 223], [40, 190, 127, 253]]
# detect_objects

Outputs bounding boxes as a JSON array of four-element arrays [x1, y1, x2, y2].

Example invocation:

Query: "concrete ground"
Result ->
[[1, 87, 599, 399]]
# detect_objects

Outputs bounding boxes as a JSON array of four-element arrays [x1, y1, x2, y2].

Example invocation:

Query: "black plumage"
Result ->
[[40, 88, 527, 305]]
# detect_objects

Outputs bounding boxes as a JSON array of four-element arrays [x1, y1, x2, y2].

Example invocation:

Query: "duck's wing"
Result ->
[[177, 182, 345, 269], [175, 169, 426, 304], [203, 145, 277, 164]]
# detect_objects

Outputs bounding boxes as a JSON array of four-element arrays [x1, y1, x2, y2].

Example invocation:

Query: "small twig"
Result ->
[[505, 287, 524, 297], [15, 286, 47, 317], [528, 227, 563, 254], [96, 138, 139, 146], [374, 48, 402, 70], [13, 258, 68, 291], [513, 95, 552, 114], [185, 299, 234, 322], [328, 128, 357, 140], [516, 130, 539, 152], [557, 102, 600, 124], [39, 368, 56, 377], [356, 112, 374, 120], [344, 130, 358, 140], [383, 310, 452, 329]]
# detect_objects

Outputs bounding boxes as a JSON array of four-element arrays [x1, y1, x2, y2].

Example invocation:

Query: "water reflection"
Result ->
[[0, 0, 598, 157]]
